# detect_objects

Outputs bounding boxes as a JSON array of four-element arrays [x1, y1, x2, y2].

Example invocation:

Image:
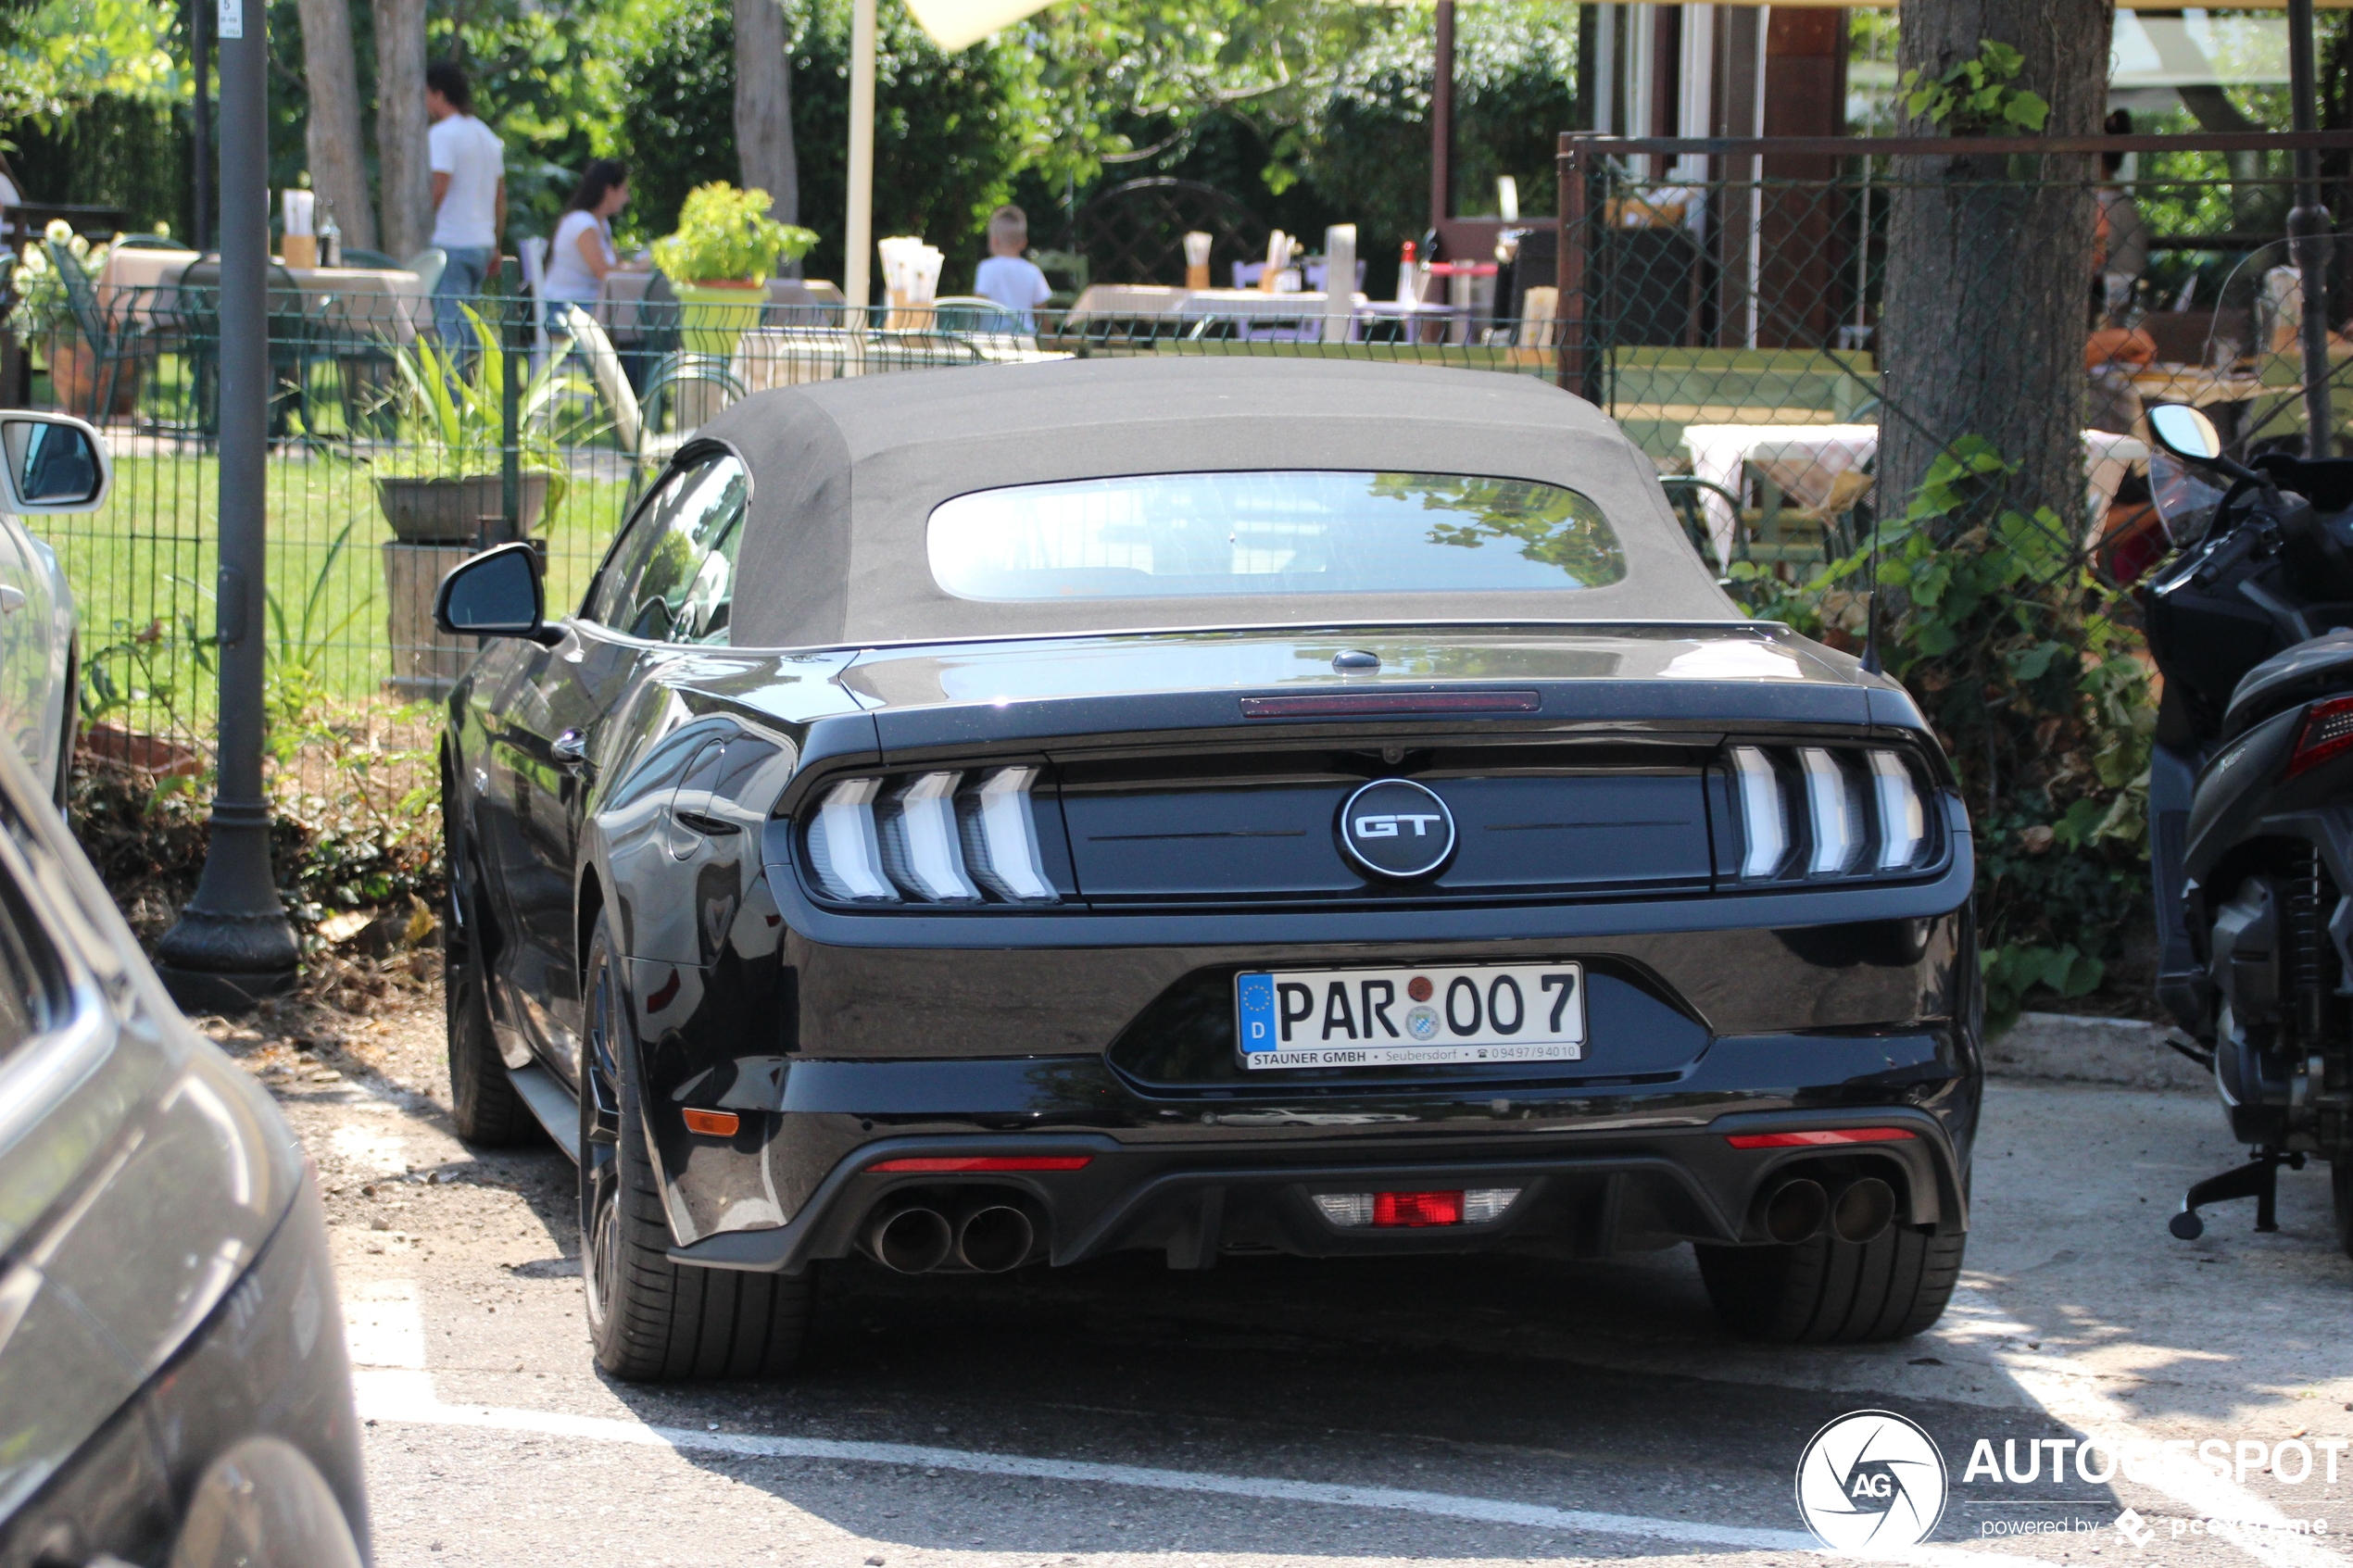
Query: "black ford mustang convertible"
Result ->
[[435, 358, 1980, 1381]]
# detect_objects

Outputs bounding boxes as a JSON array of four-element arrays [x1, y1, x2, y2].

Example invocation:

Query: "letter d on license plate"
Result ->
[[1235, 962, 1585, 1071]]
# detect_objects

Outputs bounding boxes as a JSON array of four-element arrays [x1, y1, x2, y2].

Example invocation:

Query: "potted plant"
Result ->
[[373, 307, 568, 544], [5, 223, 139, 418], [650, 183, 817, 358]]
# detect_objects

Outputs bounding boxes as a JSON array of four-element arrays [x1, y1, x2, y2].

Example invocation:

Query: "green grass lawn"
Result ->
[[45, 450, 633, 744]]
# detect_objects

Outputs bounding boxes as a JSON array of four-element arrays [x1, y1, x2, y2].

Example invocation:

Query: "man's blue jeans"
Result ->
[[433, 245, 495, 372]]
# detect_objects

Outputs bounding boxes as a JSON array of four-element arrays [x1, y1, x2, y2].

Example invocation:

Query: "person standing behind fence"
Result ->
[[543, 160, 632, 311], [973, 206, 1051, 331], [426, 60, 506, 369]]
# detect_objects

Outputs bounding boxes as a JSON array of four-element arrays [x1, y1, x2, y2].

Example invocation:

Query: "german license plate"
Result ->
[[1235, 962, 1586, 1071]]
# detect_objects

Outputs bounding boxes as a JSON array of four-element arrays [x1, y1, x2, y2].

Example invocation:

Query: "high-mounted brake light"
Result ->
[[2288, 695, 2353, 778], [868, 1156, 1092, 1173], [1729, 746, 1932, 884], [1240, 691, 1541, 719], [1725, 1127, 1916, 1148], [804, 767, 1060, 906]]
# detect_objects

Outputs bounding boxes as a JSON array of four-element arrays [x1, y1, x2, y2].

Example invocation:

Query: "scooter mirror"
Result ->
[[2148, 404, 2224, 462]]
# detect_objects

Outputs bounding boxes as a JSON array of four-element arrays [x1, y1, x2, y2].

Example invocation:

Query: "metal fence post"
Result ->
[[499, 256, 522, 544], [2289, 0, 2335, 457], [156, 0, 298, 1012], [1556, 133, 1600, 404]]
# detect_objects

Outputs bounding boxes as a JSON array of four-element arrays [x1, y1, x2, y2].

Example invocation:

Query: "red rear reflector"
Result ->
[[1240, 691, 1541, 719], [867, 1156, 1092, 1173], [682, 1109, 740, 1136], [2289, 695, 2353, 778], [1372, 1190, 1464, 1227], [1725, 1128, 1917, 1148]]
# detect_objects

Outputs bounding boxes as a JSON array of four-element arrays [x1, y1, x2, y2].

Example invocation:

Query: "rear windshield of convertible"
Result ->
[[925, 470, 1628, 601]]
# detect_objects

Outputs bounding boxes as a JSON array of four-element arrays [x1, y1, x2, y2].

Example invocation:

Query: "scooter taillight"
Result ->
[[2287, 695, 2353, 777]]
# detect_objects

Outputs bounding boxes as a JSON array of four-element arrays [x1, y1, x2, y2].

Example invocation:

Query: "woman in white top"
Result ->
[[542, 159, 631, 307]]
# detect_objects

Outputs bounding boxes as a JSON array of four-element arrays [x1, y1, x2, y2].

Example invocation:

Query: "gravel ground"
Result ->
[[212, 981, 2353, 1568]]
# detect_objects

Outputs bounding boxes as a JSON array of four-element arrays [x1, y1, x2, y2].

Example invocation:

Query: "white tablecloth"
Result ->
[[1680, 423, 2151, 569]]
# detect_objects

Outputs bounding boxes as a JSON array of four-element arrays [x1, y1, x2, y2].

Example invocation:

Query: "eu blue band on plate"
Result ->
[[1236, 972, 1277, 1055]]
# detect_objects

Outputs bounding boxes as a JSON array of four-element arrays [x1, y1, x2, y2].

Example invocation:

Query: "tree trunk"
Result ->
[[296, 0, 378, 252], [372, 0, 432, 258], [734, 0, 799, 229], [1879, 0, 2111, 542]]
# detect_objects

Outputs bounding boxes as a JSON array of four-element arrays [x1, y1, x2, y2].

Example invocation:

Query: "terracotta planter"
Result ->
[[672, 280, 766, 358], [373, 473, 549, 545], [46, 333, 141, 419]]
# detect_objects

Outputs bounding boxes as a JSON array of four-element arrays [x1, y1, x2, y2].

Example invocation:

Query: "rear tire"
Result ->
[[443, 792, 535, 1147], [1696, 1225, 1966, 1344], [578, 911, 812, 1381]]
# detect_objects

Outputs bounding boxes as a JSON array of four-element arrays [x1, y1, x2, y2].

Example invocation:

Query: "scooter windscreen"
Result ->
[[2148, 449, 2228, 546]]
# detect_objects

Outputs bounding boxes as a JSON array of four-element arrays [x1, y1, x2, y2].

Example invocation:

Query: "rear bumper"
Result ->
[[669, 1098, 1970, 1275]]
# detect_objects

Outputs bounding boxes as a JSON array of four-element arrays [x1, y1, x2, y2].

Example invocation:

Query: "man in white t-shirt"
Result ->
[[972, 205, 1052, 332], [425, 59, 505, 369]]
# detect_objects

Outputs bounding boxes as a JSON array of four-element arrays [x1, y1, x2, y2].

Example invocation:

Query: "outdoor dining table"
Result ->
[[96, 248, 429, 341], [1680, 423, 2151, 571]]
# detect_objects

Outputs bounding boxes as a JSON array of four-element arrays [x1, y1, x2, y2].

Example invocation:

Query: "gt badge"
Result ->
[[1338, 778, 1456, 879]]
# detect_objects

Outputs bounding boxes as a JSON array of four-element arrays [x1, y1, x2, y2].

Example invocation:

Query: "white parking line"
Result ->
[[346, 1287, 2071, 1566]]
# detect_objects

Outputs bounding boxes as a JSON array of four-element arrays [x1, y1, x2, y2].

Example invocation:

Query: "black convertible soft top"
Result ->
[[703, 357, 1742, 647]]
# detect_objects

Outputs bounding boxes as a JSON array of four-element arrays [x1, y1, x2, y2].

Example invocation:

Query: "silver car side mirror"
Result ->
[[0, 413, 110, 514]]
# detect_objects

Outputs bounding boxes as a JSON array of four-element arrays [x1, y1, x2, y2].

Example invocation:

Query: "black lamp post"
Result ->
[[155, 0, 299, 1013], [2288, 0, 2335, 458]]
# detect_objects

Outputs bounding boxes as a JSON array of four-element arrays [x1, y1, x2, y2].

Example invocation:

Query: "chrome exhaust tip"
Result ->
[[955, 1204, 1036, 1273], [1829, 1175, 1896, 1245], [868, 1206, 953, 1273], [1759, 1176, 1830, 1245]]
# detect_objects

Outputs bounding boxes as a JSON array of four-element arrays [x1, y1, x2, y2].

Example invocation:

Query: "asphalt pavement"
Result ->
[[239, 1002, 2352, 1568]]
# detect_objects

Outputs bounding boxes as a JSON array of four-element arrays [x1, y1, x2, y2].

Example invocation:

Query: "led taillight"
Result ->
[[805, 767, 1059, 906], [1730, 746, 1789, 879], [959, 766, 1056, 901], [1799, 748, 1862, 875], [807, 778, 893, 900], [2288, 696, 2353, 778], [1869, 750, 1926, 869], [879, 771, 981, 902], [1731, 746, 1932, 883]]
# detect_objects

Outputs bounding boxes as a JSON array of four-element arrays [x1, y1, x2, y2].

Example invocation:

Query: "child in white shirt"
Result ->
[[972, 205, 1052, 331]]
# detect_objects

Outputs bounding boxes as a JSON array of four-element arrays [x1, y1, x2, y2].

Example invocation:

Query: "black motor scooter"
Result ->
[[2139, 403, 2353, 1254]]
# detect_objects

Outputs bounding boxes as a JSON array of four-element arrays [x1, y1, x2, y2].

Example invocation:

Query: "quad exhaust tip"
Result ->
[[1759, 1176, 1829, 1244], [1829, 1175, 1896, 1245], [868, 1206, 954, 1273], [1756, 1173, 1898, 1247], [956, 1204, 1036, 1273]]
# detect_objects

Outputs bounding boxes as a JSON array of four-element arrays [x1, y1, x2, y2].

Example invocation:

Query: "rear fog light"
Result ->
[[1313, 1187, 1520, 1228]]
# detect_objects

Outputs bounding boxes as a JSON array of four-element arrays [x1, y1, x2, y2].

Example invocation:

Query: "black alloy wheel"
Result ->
[[577, 910, 812, 1381], [1695, 1222, 1967, 1343], [442, 777, 535, 1146]]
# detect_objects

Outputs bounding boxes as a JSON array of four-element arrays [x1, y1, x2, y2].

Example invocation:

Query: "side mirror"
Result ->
[[434, 543, 552, 640], [2147, 404, 2224, 463], [0, 413, 109, 515]]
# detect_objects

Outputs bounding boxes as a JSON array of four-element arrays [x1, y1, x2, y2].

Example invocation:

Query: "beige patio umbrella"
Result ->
[[843, 0, 1059, 312]]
